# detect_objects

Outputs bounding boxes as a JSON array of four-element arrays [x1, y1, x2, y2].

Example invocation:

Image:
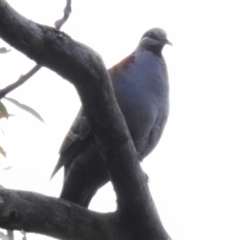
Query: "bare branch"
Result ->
[[0, 188, 117, 240], [55, 0, 72, 30], [0, 0, 72, 99], [0, 65, 41, 99]]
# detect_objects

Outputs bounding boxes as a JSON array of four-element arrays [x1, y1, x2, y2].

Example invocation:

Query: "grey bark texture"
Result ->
[[0, 1, 171, 239]]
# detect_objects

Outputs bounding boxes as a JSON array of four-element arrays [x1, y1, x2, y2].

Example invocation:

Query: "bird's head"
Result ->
[[137, 28, 172, 57]]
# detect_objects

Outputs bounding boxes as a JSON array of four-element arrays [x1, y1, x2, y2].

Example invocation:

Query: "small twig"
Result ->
[[7, 230, 14, 240], [55, 0, 72, 30], [0, 65, 41, 99], [0, 0, 72, 99]]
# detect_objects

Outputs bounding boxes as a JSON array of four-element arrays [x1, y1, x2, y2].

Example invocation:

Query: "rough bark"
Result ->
[[0, 189, 117, 240], [0, 1, 171, 239], [0, 0, 71, 99]]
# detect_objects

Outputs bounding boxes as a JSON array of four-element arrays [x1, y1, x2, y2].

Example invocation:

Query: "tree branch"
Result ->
[[0, 65, 41, 99], [0, 0, 72, 99], [55, 0, 72, 30], [0, 188, 118, 240], [0, 1, 171, 239]]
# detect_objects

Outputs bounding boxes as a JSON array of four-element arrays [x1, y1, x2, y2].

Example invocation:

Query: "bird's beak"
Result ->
[[165, 39, 173, 46]]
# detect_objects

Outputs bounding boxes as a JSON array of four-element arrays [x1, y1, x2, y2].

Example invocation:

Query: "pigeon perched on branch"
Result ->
[[51, 28, 171, 207]]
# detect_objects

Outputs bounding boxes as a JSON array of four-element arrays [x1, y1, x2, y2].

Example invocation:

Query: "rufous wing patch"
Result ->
[[108, 53, 135, 76]]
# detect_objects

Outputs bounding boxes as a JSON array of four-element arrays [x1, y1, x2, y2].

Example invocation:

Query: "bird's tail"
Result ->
[[60, 161, 109, 208], [50, 162, 62, 181]]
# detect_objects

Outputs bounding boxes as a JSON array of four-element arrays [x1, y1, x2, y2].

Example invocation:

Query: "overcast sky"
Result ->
[[0, 0, 240, 240]]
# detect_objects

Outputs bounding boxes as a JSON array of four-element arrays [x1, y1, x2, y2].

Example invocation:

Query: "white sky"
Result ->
[[0, 0, 240, 240]]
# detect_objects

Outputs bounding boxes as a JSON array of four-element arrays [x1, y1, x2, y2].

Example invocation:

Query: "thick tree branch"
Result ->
[[0, 0, 72, 99], [0, 188, 119, 240], [0, 1, 171, 239]]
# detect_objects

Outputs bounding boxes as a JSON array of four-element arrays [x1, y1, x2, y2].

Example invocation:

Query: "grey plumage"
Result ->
[[51, 28, 171, 207]]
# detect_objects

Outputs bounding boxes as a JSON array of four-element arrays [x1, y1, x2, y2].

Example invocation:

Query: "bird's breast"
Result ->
[[111, 53, 169, 157]]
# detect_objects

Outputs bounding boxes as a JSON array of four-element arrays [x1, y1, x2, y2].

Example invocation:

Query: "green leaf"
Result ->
[[0, 47, 10, 54], [0, 145, 6, 157], [0, 102, 9, 119], [2, 166, 12, 170], [4, 97, 44, 123]]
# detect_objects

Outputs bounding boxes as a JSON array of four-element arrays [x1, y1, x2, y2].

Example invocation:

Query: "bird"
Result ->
[[51, 28, 171, 207]]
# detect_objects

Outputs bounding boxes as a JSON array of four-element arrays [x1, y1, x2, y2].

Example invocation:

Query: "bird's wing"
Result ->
[[59, 108, 90, 154], [51, 54, 135, 180], [51, 108, 92, 179], [108, 53, 135, 76]]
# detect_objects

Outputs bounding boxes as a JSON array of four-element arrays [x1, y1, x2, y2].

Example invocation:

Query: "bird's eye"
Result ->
[[147, 32, 154, 38], [141, 31, 159, 41], [146, 32, 159, 41]]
